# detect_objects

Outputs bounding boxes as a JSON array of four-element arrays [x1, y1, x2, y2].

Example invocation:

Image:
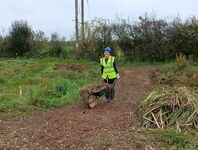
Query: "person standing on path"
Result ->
[[100, 47, 120, 103]]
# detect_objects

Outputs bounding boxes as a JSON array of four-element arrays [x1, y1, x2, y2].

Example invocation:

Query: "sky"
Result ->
[[0, 0, 198, 39]]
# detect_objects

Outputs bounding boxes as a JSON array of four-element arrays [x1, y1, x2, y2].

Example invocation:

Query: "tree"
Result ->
[[7, 20, 33, 57]]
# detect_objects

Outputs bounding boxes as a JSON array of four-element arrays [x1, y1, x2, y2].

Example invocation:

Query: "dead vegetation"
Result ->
[[140, 86, 198, 130], [140, 57, 198, 131]]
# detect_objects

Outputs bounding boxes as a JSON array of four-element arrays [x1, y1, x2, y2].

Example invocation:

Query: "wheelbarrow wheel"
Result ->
[[88, 95, 97, 109]]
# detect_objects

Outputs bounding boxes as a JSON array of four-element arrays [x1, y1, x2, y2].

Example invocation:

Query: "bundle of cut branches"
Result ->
[[140, 86, 198, 130]]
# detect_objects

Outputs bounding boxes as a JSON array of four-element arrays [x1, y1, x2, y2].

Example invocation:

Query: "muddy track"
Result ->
[[0, 67, 162, 150]]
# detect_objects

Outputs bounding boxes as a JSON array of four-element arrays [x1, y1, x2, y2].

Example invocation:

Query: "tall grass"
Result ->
[[154, 63, 198, 87], [176, 52, 187, 70]]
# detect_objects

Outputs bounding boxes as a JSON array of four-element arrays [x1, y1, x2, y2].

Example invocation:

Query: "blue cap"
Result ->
[[104, 47, 111, 53]]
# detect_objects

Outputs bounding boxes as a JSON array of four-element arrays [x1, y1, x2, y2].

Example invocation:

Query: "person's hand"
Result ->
[[116, 74, 120, 79]]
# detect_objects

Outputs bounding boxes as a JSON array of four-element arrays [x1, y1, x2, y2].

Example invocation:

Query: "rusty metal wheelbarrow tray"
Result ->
[[94, 88, 107, 97]]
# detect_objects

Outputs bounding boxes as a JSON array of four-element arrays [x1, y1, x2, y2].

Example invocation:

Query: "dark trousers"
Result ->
[[104, 78, 116, 100]]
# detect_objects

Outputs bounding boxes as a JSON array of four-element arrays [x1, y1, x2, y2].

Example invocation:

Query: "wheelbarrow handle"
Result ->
[[102, 78, 118, 88], [110, 78, 118, 89]]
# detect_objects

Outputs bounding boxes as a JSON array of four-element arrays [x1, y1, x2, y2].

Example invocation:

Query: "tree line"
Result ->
[[0, 20, 69, 58], [79, 15, 198, 62], [0, 14, 198, 62]]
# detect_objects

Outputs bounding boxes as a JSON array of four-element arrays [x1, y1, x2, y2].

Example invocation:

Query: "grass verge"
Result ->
[[0, 58, 101, 119]]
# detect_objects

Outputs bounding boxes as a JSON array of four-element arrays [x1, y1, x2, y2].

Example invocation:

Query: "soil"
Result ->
[[0, 67, 164, 150], [53, 64, 88, 72]]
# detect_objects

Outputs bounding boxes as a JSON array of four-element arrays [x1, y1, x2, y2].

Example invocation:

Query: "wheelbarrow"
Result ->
[[80, 79, 117, 109]]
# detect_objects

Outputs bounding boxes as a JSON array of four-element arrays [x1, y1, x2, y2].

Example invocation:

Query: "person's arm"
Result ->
[[101, 65, 104, 74], [114, 59, 120, 79], [113, 60, 118, 74]]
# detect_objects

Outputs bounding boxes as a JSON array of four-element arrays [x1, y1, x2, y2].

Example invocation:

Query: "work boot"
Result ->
[[107, 98, 113, 104]]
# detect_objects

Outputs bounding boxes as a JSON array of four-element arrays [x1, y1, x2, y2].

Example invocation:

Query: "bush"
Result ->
[[155, 64, 198, 87], [80, 15, 198, 62], [0, 35, 7, 57], [49, 33, 64, 57], [76, 19, 115, 61]]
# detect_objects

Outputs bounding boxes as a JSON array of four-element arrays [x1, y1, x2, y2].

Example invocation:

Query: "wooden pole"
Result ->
[[81, 0, 85, 42], [75, 0, 79, 49]]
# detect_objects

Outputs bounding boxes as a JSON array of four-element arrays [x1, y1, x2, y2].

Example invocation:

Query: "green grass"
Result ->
[[152, 129, 198, 150], [0, 58, 101, 118]]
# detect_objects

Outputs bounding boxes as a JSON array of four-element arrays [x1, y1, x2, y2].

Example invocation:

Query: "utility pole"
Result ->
[[75, 0, 79, 49], [81, 0, 85, 42]]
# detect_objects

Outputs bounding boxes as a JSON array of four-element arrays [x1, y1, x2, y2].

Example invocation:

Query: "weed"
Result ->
[[155, 129, 198, 149], [176, 52, 187, 70]]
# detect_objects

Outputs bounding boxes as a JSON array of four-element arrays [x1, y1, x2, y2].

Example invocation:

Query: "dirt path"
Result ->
[[0, 67, 162, 150]]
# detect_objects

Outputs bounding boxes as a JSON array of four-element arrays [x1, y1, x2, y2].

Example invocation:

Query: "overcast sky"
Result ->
[[0, 0, 198, 39]]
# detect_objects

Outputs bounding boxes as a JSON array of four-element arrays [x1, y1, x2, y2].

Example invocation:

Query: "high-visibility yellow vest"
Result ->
[[100, 56, 117, 79]]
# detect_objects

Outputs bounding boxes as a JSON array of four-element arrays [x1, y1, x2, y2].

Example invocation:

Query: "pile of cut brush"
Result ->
[[140, 86, 198, 131]]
